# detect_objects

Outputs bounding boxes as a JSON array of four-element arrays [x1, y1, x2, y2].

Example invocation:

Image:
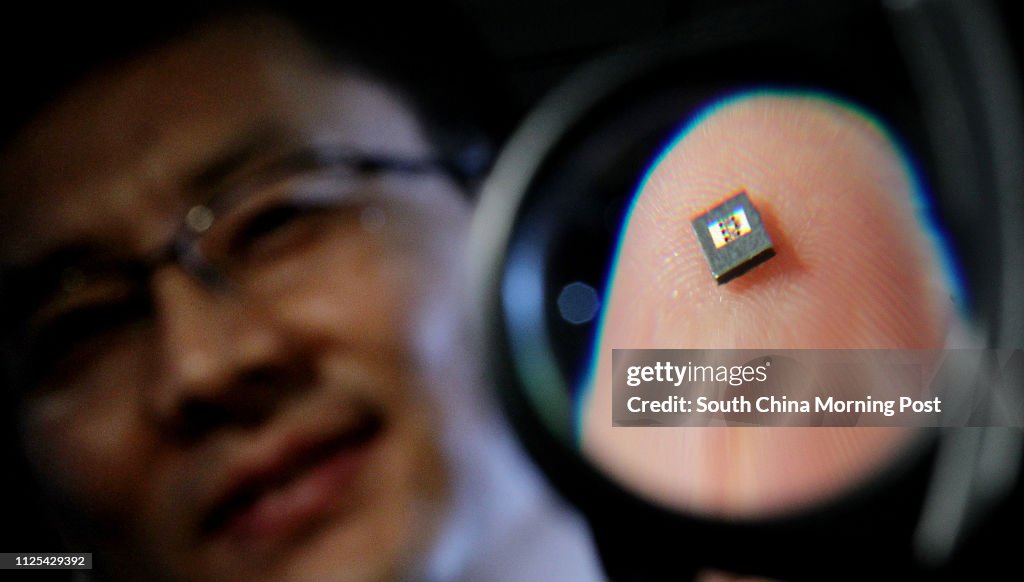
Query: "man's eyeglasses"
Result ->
[[2, 147, 465, 391], [169, 147, 463, 290]]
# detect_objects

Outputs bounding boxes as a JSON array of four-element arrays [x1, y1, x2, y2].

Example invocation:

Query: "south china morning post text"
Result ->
[[610, 349, 992, 427], [623, 359, 937, 418]]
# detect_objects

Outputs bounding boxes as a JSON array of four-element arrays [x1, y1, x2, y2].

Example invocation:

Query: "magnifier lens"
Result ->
[[580, 91, 962, 519], [499, 88, 967, 518], [479, 3, 1024, 577]]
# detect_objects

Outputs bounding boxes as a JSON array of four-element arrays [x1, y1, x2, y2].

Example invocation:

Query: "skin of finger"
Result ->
[[582, 94, 954, 516]]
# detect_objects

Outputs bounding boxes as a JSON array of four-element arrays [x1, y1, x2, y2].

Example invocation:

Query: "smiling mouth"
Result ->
[[201, 413, 384, 543]]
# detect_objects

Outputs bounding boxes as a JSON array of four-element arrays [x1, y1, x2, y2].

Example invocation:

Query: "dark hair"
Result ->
[[0, 1, 512, 175]]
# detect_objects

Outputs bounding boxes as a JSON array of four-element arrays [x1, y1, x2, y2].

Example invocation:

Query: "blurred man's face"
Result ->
[[0, 15, 472, 582]]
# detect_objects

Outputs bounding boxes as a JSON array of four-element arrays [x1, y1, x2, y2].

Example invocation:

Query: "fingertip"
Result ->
[[582, 91, 960, 515]]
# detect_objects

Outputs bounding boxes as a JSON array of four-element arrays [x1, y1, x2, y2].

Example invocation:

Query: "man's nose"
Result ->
[[145, 266, 307, 440]]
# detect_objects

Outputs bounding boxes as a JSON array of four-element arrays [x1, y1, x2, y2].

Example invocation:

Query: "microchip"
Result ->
[[691, 190, 775, 284]]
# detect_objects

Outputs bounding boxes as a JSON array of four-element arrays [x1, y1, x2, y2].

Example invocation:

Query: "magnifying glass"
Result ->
[[471, 0, 1023, 579]]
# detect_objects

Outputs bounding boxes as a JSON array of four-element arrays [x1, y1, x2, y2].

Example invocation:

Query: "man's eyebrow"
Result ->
[[187, 124, 289, 194]]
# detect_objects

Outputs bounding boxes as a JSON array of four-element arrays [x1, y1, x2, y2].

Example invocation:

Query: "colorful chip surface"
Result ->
[[691, 190, 775, 284], [708, 208, 752, 248]]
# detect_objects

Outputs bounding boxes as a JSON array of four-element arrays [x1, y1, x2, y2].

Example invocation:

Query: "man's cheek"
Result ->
[[22, 395, 151, 525], [280, 276, 410, 346]]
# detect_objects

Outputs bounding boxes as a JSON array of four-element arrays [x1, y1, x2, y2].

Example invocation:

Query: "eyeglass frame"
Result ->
[[0, 144, 478, 393]]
